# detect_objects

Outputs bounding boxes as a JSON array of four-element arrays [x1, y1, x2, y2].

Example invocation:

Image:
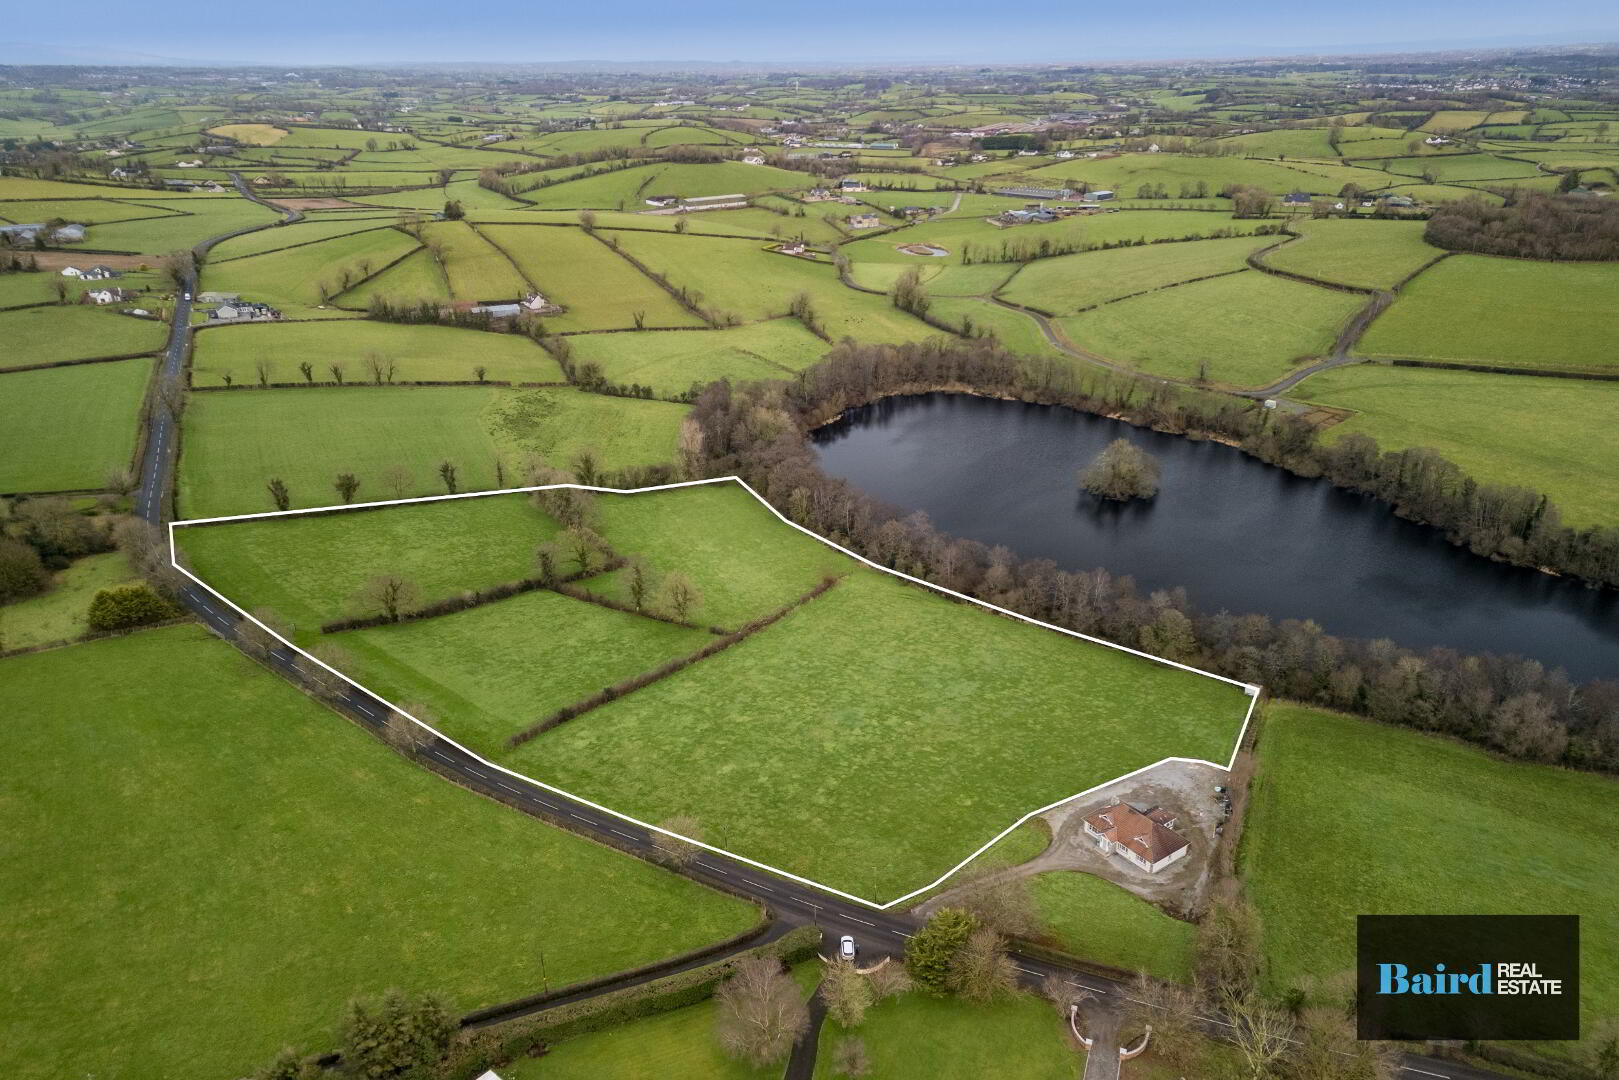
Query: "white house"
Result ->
[[1081, 802, 1189, 874], [86, 287, 137, 305], [847, 213, 882, 229]]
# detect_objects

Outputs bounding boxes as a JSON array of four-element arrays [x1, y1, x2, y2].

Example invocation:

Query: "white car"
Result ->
[[182, 292, 191, 301], [839, 935, 857, 961]]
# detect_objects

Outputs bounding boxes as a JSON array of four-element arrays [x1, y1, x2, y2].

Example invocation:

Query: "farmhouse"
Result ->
[[1081, 802, 1189, 873], [1282, 191, 1314, 207], [839, 178, 867, 192], [848, 213, 882, 229], [85, 286, 138, 305], [741, 148, 767, 165]]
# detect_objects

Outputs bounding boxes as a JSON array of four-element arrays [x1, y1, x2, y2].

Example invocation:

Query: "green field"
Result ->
[[191, 319, 564, 386], [565, 318, 828, 394], [177, 386, 686, 517], [1295, 365, 1619, 527], [1261, 218, 1441, 289], [341, 246, 452, 306], [1059, 270, 1362, 387], [206, 217, 404, 262], [614, 231, 937, 342], [87, 198, 281, 252], [999, 235, 1273, 314], [1357, 255, 1619, 373], [1245, 704, 1618, 1043], [1, 305, 166, 368], [0, 625, 758, 1080], [0, 358, 152, 492], [424, 220, 531, 300], [205, 225, 421, 312], [517, 160, 811, 209], [813, 991, 1081, 1079], [178, 481, 1251, 900], [0, 551, 137, 648], [1030, 872, 1196, 980], [480, 224, 704, 331], [0, 271, 57, 307]]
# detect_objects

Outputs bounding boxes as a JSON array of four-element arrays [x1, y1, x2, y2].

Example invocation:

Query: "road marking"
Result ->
[[789, 897, 820, 909], [534, 800, 558, 810], [497, 782, 522, 794], [1018, 967, 1044, 977], [695, 863, 729, 875], [431, 750, 455, 764], [844, 916, 875, 927], [609, 828, 635, 839], [743, 880, 774, 893], [1070, 981, 1109, 994], [569, 813, 591, 822], [464, 768, 486, 779], [1399, 1070, 1448, 1079], [888, 930, 913, 939]]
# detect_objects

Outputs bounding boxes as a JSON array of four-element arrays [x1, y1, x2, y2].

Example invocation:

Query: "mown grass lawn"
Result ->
[[1294, 364, 1619, 528], [177, 386, 685, 518], [0, 357, 153, 492], [1260, 218, 1441, 289], [0, 625, 759, 1080], [191, 319, 564, 387], [0, 304, 166, 368], [564, 318, 827, 395], [1000, 234, 1273, 314], [1029, 872, 1196, 980], [1060, 270, 1362, 388], [1244, 704, 1619, 1046], [1357, 255, 1619, 373], [813, 990, 1082, 1079], [523, 566, 1250, 901], [0, 551, 136, 648]]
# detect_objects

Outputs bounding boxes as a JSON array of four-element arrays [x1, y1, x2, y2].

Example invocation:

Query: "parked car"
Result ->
[[839, 935, 857, 960]]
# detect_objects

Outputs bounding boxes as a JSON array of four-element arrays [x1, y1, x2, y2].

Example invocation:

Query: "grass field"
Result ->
[[1259, 218, 1440, 289], [999, 235, 1273, 314], [178, 386, 685, 517], [1357, 255, 1619, 373], [207, 217, 404, 262], [0, 175, 232, 199], [206, 122, 287, 144], [0, 358, 152, 492], [86, 198, 281, 252], [1, 305, 165, 368], [0, 625, 758, 1080], [0, 271, 58, 307], [614, 231, 937, 342], [1294, 365, 1619, 527], [0, 551, 136, 648], [1059, 270, 1362, 387], [518, 160, 811, 209], [178, 481, 1251, 900], [1030, 872, 1196, 980], [518, 486, 1250, 900], [191, 320, 564, 386], [813, 991, 1081, 1079], [480, 224, 703, 331], [1245, 704, 1618, 1048], [564, 318, 827, 394], [341, 247, 452, 306], [922, 296, 1069, 359], [205, 225, 420, 312], [423, 220, 531, 300]]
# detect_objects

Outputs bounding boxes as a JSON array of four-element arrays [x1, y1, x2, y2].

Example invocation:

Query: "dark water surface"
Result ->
[[812, 393, 1618, 682]]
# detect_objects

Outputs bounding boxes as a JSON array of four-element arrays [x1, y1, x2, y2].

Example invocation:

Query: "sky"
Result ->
[[7, 0, 1619, 66]]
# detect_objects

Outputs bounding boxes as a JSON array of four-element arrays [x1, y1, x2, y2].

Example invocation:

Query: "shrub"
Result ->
[[85, 583, 179, 632], [0, 538, 49, 602]]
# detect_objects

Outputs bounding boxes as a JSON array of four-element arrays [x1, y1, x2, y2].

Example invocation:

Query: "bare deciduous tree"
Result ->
[[662, 571, 701, 622], [353, 573, 420, 621], [714, 955, 808, 1067], [1223, 990, 1294, 1080], [1120, 971, 1203, 1067], [823, 960, 874, 1029], [381, 464, 411, 498], [830, 1035, 870, 1077], [947, 927, 1017, 1003], [437, 460, 458, 494], [650, 814, 704, 869], [382, 709, 433, 753]]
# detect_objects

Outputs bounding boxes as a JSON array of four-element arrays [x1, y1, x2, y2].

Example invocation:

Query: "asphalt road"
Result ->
[[132, 183, 1509, 1080]]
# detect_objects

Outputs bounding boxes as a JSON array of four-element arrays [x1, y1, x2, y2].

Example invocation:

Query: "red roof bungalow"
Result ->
[[1081, 802, 1189, 873]]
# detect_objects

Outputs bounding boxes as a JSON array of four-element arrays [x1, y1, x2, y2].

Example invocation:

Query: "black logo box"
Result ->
[[1357, 915, 1579, 1041]]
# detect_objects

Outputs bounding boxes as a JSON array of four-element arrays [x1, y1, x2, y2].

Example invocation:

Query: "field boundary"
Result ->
[[169, 476, 1261, 910]]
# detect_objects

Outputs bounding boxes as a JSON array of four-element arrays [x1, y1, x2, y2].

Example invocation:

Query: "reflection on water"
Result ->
[[813, 393, 1618, 682]]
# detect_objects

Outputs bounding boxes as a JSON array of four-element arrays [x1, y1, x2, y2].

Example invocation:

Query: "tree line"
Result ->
[[683, 339, 1619, 775], [1425, 192, 1619, 261]]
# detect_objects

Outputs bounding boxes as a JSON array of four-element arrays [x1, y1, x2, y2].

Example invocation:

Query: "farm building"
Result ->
[[1090, 189, 1115, 201], [1081, 803, 1189, 874], [992, 185, 1075, 200]]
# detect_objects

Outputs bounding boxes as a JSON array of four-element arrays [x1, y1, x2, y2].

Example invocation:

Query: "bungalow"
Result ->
[[251, 175, 274, 186], [108, 167, 132, 180], [1054, 149, 1076, 159], [779, 240, 807, 256], [1282, 191, 1314, 207], [79, 265, 122, 281], [175, 159, 204, 168], [520, 292, 560, 315], [197, 291, 240, 304], [803, 187, 835, 202], [839, 178, 867, 192], [847, 213, 882, 229], [741, 148, 767, 165], [1081, 802, 1189, 874], [1146, 142, 1162, 153], [85, 286, 138, 305], [1423, 135, 1452, 146]]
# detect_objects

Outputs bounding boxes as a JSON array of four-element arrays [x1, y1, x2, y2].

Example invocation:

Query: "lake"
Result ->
[[812, 393, 1619, 682]]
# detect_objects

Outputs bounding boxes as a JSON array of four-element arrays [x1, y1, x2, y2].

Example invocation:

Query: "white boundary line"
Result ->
[[170, 476, 1262, 910]]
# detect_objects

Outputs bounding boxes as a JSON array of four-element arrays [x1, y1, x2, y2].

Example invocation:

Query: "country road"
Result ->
[[130, 180, 1509, 1080]]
